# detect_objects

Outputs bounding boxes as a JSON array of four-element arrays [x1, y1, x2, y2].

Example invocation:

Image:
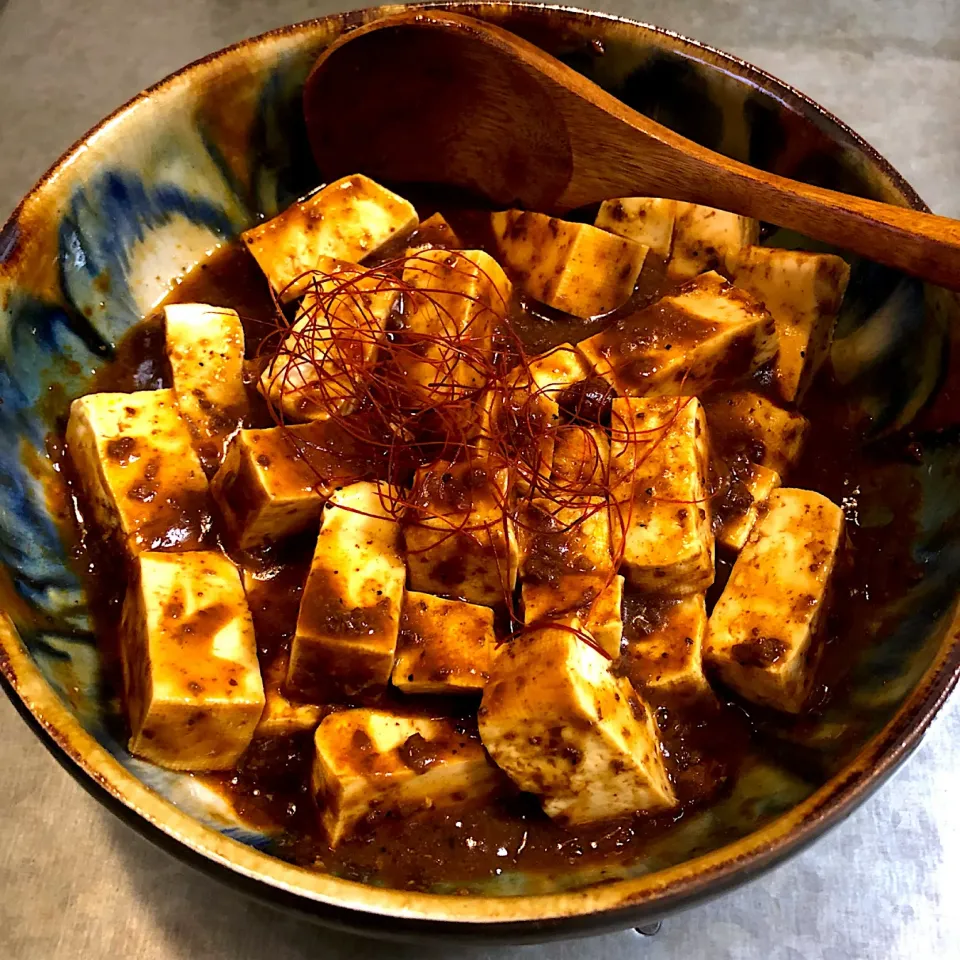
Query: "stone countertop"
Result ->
[[1, 1, 958, 957]]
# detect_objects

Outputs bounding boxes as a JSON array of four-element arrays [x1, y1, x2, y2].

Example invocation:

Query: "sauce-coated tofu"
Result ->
[[286, 482, 405, 702], [472, 346, 589, 474], [391, 591, 496, 694], [472, 376, 562, 492], [404, 460, 518, 606], [254, 653, 324, 738], [521, 575, 624, 658], [519, 499, 614, 583], [623, 593, 709, 696], [669, 203, 759, 280], [732, 246, 850, 401], [578, 272, 778, 397], [210, 418, 387, 550], [406, 212, 463, 252], [397, 249, 511, 410], [595, 197, 677, 258], [517, 343, 592, 399], [703, 390, 809, 477], [705, 488, 844, 713], [120, 551, 264, 770], [65, 389, 211, 555], [479, 628, 675, 824], [259, 257, 399, 422], [550, 425, 610, 491], [518, 493, 620, 657], [610, 397, 714, 595], [483, 343, 591, 466], [312, 709, 501, 846], [163, 303, 248, 472], [715, 462, 781, 553], [241, 174, 417, 301], [594, 199, 757, 282], [491, 210, 647, 319]]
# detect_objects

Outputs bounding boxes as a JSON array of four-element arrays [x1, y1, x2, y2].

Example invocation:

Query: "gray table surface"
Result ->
[[2, 1, 959, 957]]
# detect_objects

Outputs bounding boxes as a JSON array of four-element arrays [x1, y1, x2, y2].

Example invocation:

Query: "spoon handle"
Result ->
[[694, 163, 960, 289], [562, 106, 960, 288], [454, 10, 960, 290]]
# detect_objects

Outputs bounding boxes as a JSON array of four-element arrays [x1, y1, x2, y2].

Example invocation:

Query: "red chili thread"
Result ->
[[252, 252, 714, 657]]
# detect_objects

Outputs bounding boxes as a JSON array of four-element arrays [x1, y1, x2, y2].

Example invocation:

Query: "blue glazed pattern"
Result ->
[[60, 171, 238, 345], [0, 8, 957, 897], [0, 294, 90, 626]]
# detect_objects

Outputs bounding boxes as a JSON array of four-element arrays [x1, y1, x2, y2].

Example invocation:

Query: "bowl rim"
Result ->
[[1, 0, 958, 940]]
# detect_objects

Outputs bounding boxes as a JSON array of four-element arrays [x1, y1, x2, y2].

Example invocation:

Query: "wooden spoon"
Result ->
[[304, 10, 960, 290]]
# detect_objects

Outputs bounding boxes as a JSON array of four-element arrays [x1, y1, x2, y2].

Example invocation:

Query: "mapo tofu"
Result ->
[[60, 174, 867, 889]]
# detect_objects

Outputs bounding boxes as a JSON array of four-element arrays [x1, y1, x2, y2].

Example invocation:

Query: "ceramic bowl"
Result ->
[[1, 1, 959, 944]]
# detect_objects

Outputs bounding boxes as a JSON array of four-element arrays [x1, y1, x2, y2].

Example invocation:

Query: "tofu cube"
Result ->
[[475, 385, 561, 493], [259, 257, 398, 422], [286, 482, 405, 702], [406, 212, 463, 252], [65, 389, 212, 555], [404, 460, 518, 606], [517, 342, 593, 399], [391, 591, 496, 694], [595, 197, 677, 258], [732, 246, 851, 401], [163, 303, 248, 473], [519, 499, 614, 583], [705, 488, 844, 713], [622, 593, 709, 696], [522, 575, 624, 658], [479, 628, 675, 824], [312, 709, 501, 846], [254, 653, 324, 738], [578, 271, 779, 397], [241, 174, 417, 301], [668, 203, 759, 280], [120, 551, 265, 770], [519, 494, 620, 657], [397, 249, 511, 411], [210, 418, 387, 550], [715, 461, 781, 553], [471, 346, 591, 477], [610, 397, 714, 594], [550, 425, 610, 491], [491, 210, 648, 319], [703, 390, 809, 477]]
